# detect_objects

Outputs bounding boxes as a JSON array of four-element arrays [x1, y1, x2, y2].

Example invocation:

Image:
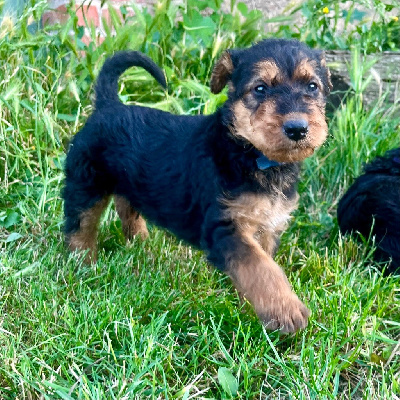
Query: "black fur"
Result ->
[[95, 51, 167, 107], [64, 96, 300, 270], [338, 148, 400, 274]]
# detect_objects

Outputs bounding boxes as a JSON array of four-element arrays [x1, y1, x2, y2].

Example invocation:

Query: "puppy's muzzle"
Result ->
[[283, 119, 308, 141]]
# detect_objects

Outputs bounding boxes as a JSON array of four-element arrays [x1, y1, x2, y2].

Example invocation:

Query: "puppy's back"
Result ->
[[338, 148, 400, 273]]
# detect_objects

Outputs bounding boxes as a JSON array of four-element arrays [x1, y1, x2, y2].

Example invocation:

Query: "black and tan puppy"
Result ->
[[63, 39, 332, 332], [338, 148, 400, 274]]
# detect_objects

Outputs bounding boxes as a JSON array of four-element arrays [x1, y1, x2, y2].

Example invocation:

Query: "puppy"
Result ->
[[64, 39, 332, 332], [338, 148, 400, 274]]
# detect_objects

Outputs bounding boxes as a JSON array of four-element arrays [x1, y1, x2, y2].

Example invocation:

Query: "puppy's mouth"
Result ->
[[259, 128, 327, 162], [261, 146, 315, 163], [266, 121, 328, 162]]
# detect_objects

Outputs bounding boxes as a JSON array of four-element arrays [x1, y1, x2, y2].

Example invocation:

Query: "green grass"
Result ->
[[1, 1, 399, 399]]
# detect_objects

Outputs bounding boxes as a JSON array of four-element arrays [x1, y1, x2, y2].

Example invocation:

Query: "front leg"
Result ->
[[206, 226, 309, 333]]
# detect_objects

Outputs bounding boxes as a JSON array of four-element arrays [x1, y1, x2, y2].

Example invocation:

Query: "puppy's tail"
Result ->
[[95, 51, 167, 108]]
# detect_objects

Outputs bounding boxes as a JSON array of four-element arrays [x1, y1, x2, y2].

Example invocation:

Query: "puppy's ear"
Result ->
[[210, 51, 234, 94], [320, 51, 333, 94]]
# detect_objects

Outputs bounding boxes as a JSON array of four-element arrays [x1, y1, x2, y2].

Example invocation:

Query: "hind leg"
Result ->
[[64, 181, 110, 263], [114, 195, 149, 240]]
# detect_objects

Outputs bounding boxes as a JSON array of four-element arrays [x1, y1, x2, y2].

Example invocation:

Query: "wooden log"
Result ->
[[325, 50, 400, 107]]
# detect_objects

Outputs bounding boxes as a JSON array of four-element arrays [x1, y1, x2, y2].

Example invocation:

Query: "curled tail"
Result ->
[[95, 51, 167, 108]]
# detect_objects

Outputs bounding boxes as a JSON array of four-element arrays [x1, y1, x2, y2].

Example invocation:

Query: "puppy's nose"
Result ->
[[283, 119, 308, 141]]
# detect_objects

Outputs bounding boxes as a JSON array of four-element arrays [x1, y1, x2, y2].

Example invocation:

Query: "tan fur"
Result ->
[[254, 60, 282, 86], [257, 230, 279, 255], [224, 191, 299, 255], [320, 52, 327, 67], [225, 229, 309, 332], [292, 59, 320, 84], [293, 57, 333, 92], [114, 195, 149, 240], [67, 197, 110, 263], [210, 51, 234, 94], [221, 191, 309, 332], [222, 192, 299, 241], [230, 96, 327, 162]]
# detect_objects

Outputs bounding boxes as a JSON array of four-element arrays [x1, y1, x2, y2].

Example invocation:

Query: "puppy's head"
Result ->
[[210, 39, 332, 163]]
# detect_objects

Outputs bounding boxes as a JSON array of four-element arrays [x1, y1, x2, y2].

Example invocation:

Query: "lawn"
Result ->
[[0, 0, 399, 398]]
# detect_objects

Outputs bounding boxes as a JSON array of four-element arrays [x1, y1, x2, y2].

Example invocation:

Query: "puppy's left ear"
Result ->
[[320, 51, 333, 94], [210, 51, 234, 94]]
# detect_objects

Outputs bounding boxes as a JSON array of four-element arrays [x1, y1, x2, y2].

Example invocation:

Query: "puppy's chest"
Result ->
[[222, 190, 299, 234]]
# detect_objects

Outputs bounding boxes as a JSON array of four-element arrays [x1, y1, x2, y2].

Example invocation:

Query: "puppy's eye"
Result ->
[[307, 82, 318, 92], [254, 84, 268, 95]]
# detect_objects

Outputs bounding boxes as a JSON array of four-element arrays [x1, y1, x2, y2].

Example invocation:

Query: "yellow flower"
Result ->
[[322, 7, 329, 14], [392, 16, 399, 22]]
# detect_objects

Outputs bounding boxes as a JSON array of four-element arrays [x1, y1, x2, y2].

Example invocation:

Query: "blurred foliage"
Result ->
[[277, 0, 400, 53]]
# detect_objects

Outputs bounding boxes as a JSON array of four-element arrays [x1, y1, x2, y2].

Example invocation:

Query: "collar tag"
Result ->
[[256, 154, 281, 170]]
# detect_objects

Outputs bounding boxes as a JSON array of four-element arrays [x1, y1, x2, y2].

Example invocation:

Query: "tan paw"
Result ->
[[256, 292, 310, 333], [125, 226, 149, 242]]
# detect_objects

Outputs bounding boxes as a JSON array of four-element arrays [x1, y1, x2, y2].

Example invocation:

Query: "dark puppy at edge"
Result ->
[[64, 39, 332, 333], [338, 148, 400, 274]]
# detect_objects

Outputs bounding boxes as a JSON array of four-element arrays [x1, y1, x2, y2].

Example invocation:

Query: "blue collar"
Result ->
[[256, 153, 281, 170]]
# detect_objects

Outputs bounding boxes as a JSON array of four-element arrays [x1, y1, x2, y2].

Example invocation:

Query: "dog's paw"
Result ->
[[123, 219, 149, 241], [256, 292, 310, 333], [225, 245, 310, 333]]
